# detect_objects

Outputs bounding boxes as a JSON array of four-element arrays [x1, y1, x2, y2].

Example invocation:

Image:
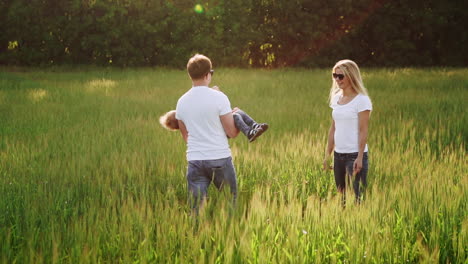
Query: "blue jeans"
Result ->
[[233, 109, 257, 137], [333, 152, 369, 203], [186, 157, 237, 210]]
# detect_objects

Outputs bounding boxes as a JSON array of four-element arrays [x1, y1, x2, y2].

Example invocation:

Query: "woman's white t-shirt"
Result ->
[[331, 93, 372, 153]]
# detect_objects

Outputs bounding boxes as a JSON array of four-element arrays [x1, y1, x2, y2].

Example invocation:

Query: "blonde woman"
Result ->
[[323, 60, 372, 203]]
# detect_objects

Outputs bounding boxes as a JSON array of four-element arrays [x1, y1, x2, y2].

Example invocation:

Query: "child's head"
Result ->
[[159, 110, 179, 131], [187, 54, 212, 81]]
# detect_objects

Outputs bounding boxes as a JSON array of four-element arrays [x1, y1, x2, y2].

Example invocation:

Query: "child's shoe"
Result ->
[[248, 123, 269, 142]]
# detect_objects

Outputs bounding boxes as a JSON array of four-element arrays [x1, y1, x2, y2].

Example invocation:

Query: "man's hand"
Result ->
[[212, 86, 220, 91]]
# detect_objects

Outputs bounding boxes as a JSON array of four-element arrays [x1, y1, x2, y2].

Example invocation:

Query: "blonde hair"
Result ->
[[159, 110, 179, 131], [187, 54, 212, 80], [329, 59, 369, 105]]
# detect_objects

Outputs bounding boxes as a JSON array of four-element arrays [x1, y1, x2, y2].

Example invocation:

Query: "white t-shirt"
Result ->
[[331, 93, 372, 153], [176, 86, 232, 161]]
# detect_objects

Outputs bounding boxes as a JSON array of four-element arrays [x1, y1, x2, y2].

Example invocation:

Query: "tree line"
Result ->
[[1, 0, 466, 68]]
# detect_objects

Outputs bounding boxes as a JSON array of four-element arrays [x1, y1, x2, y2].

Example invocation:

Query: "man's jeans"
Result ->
[[187, 157, 237, 210], [333, 152, 369, 203]]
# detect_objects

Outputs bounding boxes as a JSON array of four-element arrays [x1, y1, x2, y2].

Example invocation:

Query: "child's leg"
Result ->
[[233, 112, 251, 137], [233, 109, 268, 142], [234, 109, 257, 127]]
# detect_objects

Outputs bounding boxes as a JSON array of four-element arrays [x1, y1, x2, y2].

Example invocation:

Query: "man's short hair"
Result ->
[[187, 54, 212, 80]]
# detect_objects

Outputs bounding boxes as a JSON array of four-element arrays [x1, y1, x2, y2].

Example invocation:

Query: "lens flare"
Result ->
[[194, 4, 203, 14]]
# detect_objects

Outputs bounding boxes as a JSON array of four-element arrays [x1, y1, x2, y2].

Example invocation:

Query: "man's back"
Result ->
[[176, 86, 232, 161]]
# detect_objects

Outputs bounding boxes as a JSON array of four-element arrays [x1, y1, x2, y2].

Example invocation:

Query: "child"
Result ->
[[160, 107, 268, 142]]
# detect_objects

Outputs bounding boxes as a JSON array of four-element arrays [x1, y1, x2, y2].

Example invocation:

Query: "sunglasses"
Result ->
[[332, 73, 345, 80], [209, 69, 214, 76]]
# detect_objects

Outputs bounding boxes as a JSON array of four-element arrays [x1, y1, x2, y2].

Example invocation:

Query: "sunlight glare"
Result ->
[[194, 4, 203, 14]]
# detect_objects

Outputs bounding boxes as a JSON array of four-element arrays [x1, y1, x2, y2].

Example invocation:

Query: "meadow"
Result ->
[[0, 67, 466, 263]]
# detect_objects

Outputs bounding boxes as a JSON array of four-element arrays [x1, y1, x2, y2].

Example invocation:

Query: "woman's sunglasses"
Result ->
[[332, 73, 345, 80]]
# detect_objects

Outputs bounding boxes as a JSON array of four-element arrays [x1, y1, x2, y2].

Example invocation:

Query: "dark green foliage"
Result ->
[[1, 0, 467, 67]]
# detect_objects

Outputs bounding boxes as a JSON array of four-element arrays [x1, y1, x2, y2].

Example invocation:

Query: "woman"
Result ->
[[323, 60, 372, 203]]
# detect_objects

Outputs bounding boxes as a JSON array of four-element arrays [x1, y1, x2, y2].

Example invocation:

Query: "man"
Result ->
[[176, 54, 239, 210]]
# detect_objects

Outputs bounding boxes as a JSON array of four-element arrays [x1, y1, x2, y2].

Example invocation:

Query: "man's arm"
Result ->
[[220, 112, 240, 139], [177, 120, 188, 143]]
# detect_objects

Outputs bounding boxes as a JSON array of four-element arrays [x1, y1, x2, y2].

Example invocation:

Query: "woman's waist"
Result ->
[[334, 151, 368, 159]]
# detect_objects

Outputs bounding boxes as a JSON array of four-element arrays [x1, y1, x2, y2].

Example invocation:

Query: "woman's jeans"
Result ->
[[186, 157, 237, 211], [334, 152, 369, 203]]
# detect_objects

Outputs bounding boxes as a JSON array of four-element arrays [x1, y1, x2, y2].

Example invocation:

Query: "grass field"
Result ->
[[0, 67, 466, 263]]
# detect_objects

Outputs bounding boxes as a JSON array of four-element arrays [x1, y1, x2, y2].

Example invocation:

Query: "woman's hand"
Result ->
[[323, 158, 333, 170], [353, 156, 363, 175]]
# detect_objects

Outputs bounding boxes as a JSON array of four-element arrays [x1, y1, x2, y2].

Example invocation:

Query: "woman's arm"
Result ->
[[354, 110, 371, 174], [323, 120, 335, 170]]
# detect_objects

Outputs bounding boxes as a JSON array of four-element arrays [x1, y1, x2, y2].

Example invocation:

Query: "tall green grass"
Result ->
[[0, 67, 466, 263]]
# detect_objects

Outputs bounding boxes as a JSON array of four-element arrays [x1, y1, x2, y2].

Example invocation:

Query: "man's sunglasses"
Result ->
[[209, 69, 214, 76], [332, 73, 345, 80]]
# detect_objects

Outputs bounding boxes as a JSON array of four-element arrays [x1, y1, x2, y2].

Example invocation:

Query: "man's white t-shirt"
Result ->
[[331, 93, 372, 153], [176, 86, 232, 161]]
